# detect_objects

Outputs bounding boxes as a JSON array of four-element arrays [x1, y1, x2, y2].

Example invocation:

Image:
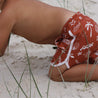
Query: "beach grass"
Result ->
[[2, 57, 28, 98], [57, 0, 62, 7], [87, 60, 98, 82], [63, 0, 66, 8], [82, 0, 86, 15], [47, 47, 68, 98], [3, 42, 43, 98], [24, 43, 42, 98], [4, 81, 12, 98], [67, 0, 68, 8], [83, 29, 90, 87], [16, 65, 27, 98]]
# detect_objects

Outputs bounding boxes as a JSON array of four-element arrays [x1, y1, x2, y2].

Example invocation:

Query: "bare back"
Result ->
[[0, 0, 74, 55], [5, 0, 74, 43], [11, 0, 64, 44]]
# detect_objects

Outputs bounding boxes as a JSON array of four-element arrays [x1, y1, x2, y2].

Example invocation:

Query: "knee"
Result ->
[[48, 66, 61, 81], [48, 65, 66, 82]]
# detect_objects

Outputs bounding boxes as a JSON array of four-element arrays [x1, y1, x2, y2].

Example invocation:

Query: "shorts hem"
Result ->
[[50, 62, 70, 69]]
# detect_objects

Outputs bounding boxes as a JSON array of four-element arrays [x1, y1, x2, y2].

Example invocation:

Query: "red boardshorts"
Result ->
[[51, 12, 98, 69]]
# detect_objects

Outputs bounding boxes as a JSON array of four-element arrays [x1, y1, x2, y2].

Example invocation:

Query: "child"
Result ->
[[0, 0, 98, 82]]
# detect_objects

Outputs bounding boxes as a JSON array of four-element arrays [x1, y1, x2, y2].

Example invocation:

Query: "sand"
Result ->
[[0, 0, 98, 98]]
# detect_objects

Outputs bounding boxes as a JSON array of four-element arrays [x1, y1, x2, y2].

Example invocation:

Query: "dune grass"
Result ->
[[16, 65, 27, 98], [2, 57, 28, 98], [47, 47, 69, 98], [2, 43, 43, 98], [24, 43, 42, 98], [87, 60, 98, 82], [63, 0, 66, 8], [82, 0, 86, 15], [67, 0, 68, 8], [57, 0, 67, 8], [57, 0, 62, 7], [4, 81, 12, 98], [82, 29, 90, 87]]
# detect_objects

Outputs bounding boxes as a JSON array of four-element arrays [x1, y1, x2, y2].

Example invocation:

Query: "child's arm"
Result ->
[[0, 11, 14, 56]]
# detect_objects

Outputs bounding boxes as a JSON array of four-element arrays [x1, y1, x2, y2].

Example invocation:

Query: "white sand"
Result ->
[[0, 0, 98, 98]]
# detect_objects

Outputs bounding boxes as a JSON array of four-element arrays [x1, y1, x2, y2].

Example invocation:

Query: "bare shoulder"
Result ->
[[0, 0, 20, 56], [1, 0, 33, 22], [0, 0, 17, 24]]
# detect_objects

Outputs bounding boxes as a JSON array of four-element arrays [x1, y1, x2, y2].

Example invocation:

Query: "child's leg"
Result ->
[[49, 64, 98, 82]]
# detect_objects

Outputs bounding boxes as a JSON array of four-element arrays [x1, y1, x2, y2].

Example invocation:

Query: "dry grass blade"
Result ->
[[87, 60, 97, 82], [83, 30, 90, 87], [82, 0, 86, 15], [81, 0, 90, 87], [81, 0, 96, 87], [2, 57, 28, 98], [17, 65, 27, 98], [47, 46, 69, 98], [63, 0, 65, 8], [67, 0, 68, 8], [57, 0, 62, 7], [23, 43, 42, 98], [81, 0, 98, 83], [29, 69, 31, 98], [47, 0, 68, 97], [4, 81, 12, 98]]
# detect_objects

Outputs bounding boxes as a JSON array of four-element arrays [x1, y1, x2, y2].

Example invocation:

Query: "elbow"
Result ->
[[48, 64, 68, 82]]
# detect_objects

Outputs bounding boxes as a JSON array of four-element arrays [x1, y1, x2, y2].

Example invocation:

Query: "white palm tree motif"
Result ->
[[85, 22, 93, 37]]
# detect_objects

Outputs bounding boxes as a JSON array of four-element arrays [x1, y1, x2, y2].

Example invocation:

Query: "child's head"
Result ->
[[0, 0, 5, 10]]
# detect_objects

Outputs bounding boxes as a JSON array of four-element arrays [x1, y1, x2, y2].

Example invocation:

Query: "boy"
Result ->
[[0, 0, 98, 82]]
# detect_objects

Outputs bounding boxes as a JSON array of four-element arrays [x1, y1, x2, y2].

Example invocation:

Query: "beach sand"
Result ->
[[0, 0, 98, 98]]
